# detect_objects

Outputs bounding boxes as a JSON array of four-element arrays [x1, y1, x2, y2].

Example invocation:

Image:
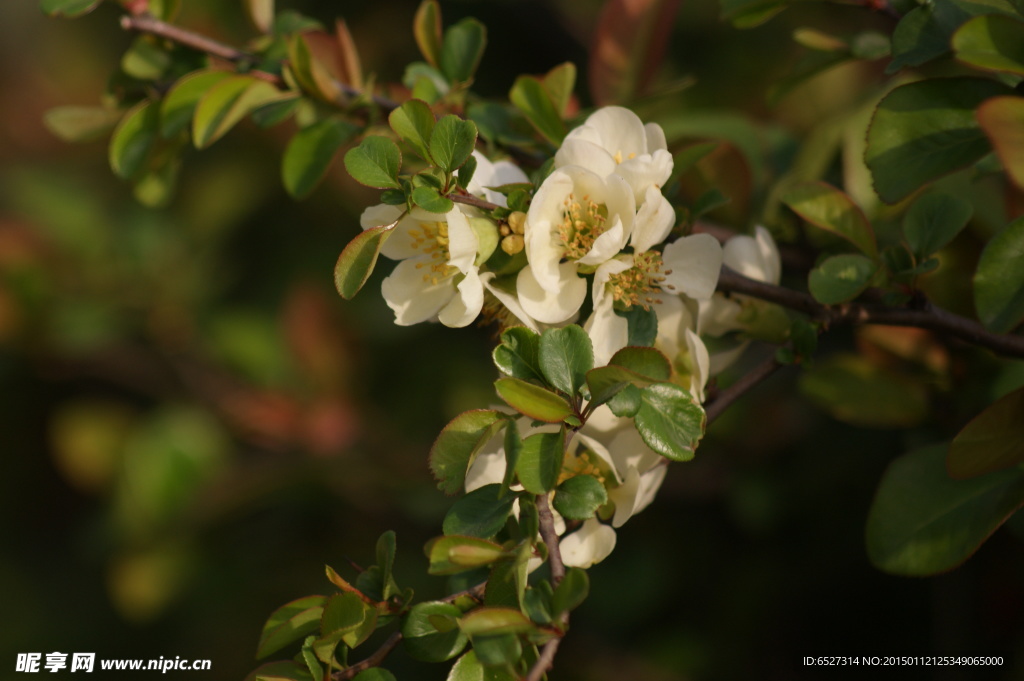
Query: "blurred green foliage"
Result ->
[[4, 1, 1024, 679]]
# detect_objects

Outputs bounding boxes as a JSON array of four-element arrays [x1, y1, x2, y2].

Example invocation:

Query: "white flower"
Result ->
[[517, 165, 635, 324], [560, 518, 617, 568], [555, 106, 673, 204], [466, 152, 529, 207], [585, 233, 723, 367], [362, 204, 484, 327]]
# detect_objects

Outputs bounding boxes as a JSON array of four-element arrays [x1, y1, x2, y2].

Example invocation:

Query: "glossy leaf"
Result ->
[[425, 536, 505, 575], [389, 99, 436, 162], [516, 429, 566, 494], [288, 34, 342, 103], [402, 601, 469, 662], [799, 354, 928, 428], [161, 70, 233, 139], [376, 531, 398, 600], [542, 62, 576, 116], [492, 327, 543, 382], [949, 387, 1024, 479], [471, 633, 522, 669], [887, 0, 1018, 73], [634, 383, 704, 461], [44, 106, 120, 143], [553, 475, 607, 520], [440, 18, 486, 84], [808, 254, 878, 305], [283, 119, 357, 199], [865, 78, 1011, 204], [589, 0, 682, 105], [121, 37, 171, 81], [109, 101, 159, 180], [585, 365, 654, 411], [608, 346, 671, 380], [538, 325, 594, 397], [974, 216, 1024, 333], [494, 378, 573, 423], [509, 76, 566, 146], [333, 221, 397, 300], [411, 186, 454, 213], [977, 96, 1024, 191], [782, 182, 876, 257], [192, 75, 282, 149], [429, 115, 477, 173], [866, 445, 1024, 576], [902, 192, 973, 259], [458, 608, 534, 637], [353, 670, 396, 681], [40, 0, 100, 17], [616, 305, 659, 347], [551, 567, 589, 617], [414, 0, 443, 67], [443, 484, 517, 539], [257, 595, 326, 659], [320, 592, 376, 649], [952, 14, 1024, 76], [429, 410, 505, 495], [343, 136, 402, 189], [447, 651, 484, 681]]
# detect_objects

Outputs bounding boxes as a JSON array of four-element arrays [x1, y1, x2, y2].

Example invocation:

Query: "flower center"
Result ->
[[612, 150, 637, 164], [560, 449, 608, 486], [559, 194, 609, 261], [607, 251, 674, 311], [410, 221, 458, 284]]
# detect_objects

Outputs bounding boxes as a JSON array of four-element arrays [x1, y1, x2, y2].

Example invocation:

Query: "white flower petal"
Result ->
[[381, 257, 453, 325], [516, 263, 587, 324], [573, 432, 623, 485], [445, 208, 478, 274], [644, 122, 668, 154], [684, 327, 711, 403], [631, 188, 675, 253], [661, 233, 724, 300], [560, 518, 617, 568], [438, 269, 484, 328], [579, 106, 649, 159], [480, 272, 540, 333], [554, 139, 617, 178], [576, 217, 625, 266], [615, 149, 674, 203], [465, 450, 507, 492], [755, 225, 782, 284]]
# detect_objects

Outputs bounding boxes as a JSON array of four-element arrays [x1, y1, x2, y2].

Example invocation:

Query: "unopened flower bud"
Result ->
[[501, 234, 525, 255], [507, 211, 527, 235]]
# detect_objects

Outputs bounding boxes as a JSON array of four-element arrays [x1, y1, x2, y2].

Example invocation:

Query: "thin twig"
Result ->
[[526, 638, 563, 681], [536, 494, 566, 585], [705, 354, 785, 425], [331, 632, 402, 681], [451, 192, 504, 212], [716, 266, 1024, 359]]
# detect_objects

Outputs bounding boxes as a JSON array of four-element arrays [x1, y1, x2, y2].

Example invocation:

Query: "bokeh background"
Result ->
[[3, 1, 1023, 679]]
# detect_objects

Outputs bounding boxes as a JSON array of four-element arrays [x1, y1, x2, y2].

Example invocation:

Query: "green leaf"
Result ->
[[615, 305, 659, 347], [887, 0, 1018, 73], [283, 119, 357, 199], [161, 70, 234, 139], [447, 651, 484, 681], [550, 567, 589, 617], [977, 96, 1024, 192], [458, 608, 534, 637], [866, 445, 1024, 576], [522, 584, 554, 625], [251, 95, 302, 128], [494, 378, 573, 423], [538, 325, 594, 397], [493, 327, 543, 382], [799, 354, 929, 428], [376, 530, 397, 599], [949, 387, 1024, 479], [43, 106, 120, 143], [244, 661, 313, 681], [541, 62, 576, 116], [193, 75, 283, 149], [553, 475, 607, 520], [109, 101, 160, 180], [257, 595, 326, 659], [402, 602, 469, 662], [333, 221, 397, 300], [458, 154, 478, 189], [429, 115, 478, 173], [608, 346, 671, 380], [288, 34, 342, 103], [414, 0, 443, 67], [40, 0, 100, 17], [634, 383, 705, 461], [353, 670, 397, 681], [952, 14, 1024, 76], [515, 429, 566, 494], [974, 216, 1024, 333], [865, 77, 1011, 204], [585, 365, 654, 411], [320, 592, 376, 649], [426, 536, 505, 575], [509, 76, 566, 146], [440, 18, 487, 84], [607, 383, 642, 418], [412, 185, 455, 213], [501, 420, 522, 495], [343, 136, 402, 189], [808, 254, 878, 305], [443, 484, 517, 539], [389, 99, 436, 162], [902, 192, 973, 259], [121, 37, 171, 81], [720, 0, 787, 28], [781, 182, 877, 257], [429, 410, 505, 496], [470, 633, 522, 669]]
